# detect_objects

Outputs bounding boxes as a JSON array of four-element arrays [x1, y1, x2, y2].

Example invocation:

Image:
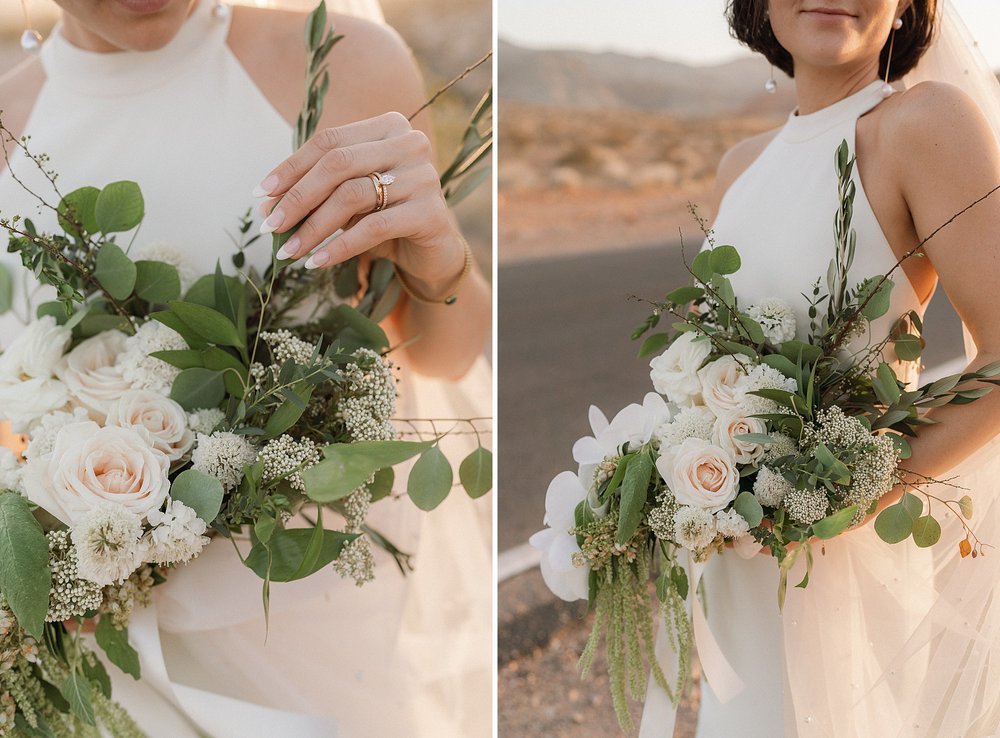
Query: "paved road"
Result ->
[[498, 243, 965, 552]]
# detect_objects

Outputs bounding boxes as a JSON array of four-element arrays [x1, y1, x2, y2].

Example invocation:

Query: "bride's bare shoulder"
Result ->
[[0, 56, 45, 145], [228, 6, 424, 128], [710, 127, 782, 214]]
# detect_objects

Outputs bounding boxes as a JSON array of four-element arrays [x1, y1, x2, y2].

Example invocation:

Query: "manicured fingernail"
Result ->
[[276, 236, 300, 260], [252, 174, 279, 198], [305, 250, 330, 270], [259, 208, 284, 234]]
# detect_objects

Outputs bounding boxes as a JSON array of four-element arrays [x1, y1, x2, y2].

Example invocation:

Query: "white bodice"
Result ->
[[0, 0, 289, 347], [711, 80, 926, 346]]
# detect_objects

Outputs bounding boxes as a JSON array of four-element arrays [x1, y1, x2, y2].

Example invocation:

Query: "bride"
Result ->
[[638, 1, 1000, 736], [0, 1, 491, 736]]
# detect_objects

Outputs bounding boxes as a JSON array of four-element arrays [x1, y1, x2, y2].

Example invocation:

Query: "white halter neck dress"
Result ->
[[641, 80, 1000, 737], [0, 3, 491, 736]]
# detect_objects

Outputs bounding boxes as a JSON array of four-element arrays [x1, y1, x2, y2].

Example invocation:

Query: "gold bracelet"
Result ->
[[394, 240, 473, 306]]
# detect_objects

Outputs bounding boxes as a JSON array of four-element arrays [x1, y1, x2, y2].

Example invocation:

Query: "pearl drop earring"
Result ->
[[212, 0, 231, 21], [882, 18, 903, 96], [893, 17, 903, 31], [19, 0, 42, 52], [765, 65, 777, 94]]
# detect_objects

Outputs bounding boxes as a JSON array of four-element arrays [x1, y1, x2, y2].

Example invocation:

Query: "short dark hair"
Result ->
[[725, 1, 939, 81]]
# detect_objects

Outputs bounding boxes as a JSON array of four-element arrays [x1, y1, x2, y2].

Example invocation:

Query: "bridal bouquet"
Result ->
[[0, 4, 492, 735], [531, 141, 999, 730]]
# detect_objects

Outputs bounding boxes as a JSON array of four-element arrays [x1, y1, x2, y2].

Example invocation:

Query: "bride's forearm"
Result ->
[[394, 267, 490, 379]]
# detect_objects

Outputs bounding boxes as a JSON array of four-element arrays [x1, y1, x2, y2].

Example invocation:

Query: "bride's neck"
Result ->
[[793, 62, 881, 115]]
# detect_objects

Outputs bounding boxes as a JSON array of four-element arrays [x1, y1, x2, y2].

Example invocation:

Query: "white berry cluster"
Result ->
[[44, 530, 102, 623], [783, 487, 830, 526], [260, 434, 322, 492], [339, 349, 397, 442], [261, 329, 317, 366]]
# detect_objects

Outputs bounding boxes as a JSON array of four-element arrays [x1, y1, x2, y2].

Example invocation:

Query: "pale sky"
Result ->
[[500, 0, 1000, 70]]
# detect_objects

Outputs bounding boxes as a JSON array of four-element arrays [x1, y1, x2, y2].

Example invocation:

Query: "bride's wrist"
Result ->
[[395, 236, 472, 305]]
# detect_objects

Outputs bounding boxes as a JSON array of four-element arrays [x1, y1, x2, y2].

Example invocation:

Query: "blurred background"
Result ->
[[497, 1, 1000, 736], [0, 0, 492, 276]]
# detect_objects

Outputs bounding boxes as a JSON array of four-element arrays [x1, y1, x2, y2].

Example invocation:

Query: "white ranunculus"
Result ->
[[22, 421, 170, 525], [649, 333, 711, 407], [698, 355, 746, 417], [656, 437, 739, 513], [0, 316, 72, 431], [529, 470, 590, 602], [711, 412, 768, 465], [106, 390, 194, 462], [55, 331, 134, 422]]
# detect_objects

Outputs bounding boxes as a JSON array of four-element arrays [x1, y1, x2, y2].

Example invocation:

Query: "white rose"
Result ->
[[711, 412, 768, 465], [0, 316, 72, 431], [55, 331, 134, 422], [656, 437, 739, 512], [529, 471, 590, 602], [649, 333, 710, 407], [0, 315, 71, 380], [22, 421, 170, 525], [106, 390, 194, 462], [698, 355, 746, 417]]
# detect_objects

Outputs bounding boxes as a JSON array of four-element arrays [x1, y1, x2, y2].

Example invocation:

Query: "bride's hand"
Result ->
[[252, 111, 466, 298]]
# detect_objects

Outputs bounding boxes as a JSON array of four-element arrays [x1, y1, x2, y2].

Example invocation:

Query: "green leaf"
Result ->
[[761, 353, 798, 380], [691, 250, 713, 282], [655, 571, 670, 603], [912, 515, 942, 548], [407, 446, 454, 511], [167, 301, 244, 348], [811, 505, 858, 539], [734, 491, 764, 527], [150, 310, 203, 349], [263, 385, 314, 439], [733, 433, 774, 444], [873, 363, 902, 406], [201, 346, 248, 397], [135, 261, 181, 304], [459, 447, 492, 498], [736, 313, 765, 344], [959, 495, 974, 520], [304, 440, 433, 502], [0, 263, 12, 314], [874, 497, 918, 544], [670, 564, 689, 600], [94, 181, 144, 234], [894, 333, 923, 361], [306, 0, 327, 50], [254, 513, 276, 545], [245, 528, 356, 582], [57, 186, 101, 236], [665, 286, 704, 304], [369, 467, 395, 503], [95, 617, 141, 679], [616, 451, 654, 545], [857, 277, 894, 321], [709, 245, 741, 275], [0, 492, 52, 639], [169, 367, 226, 411], [638, 333, 671, 358], [60, 672, 95, 726], [94, 243, 137, 301], [323, 304, 389, 352], [81, 655, 112, 699], [169, 469, 224, 523], [148, 349, 204, 370]]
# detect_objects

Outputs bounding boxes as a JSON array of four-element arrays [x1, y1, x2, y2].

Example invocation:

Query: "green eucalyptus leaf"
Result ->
[[874, 497, 917, 544], [779, 339, 823, 365], [368, 467, 395, 503], [94, 617, 141, 680], [665, 285, 704, 304], [94, 243, 137, 301], [912, 515, 942, 548], [761, 353, 798, 380], [57, 186, 101, 236], [959, 495, 974, 519], [857, 276, 894, 321], [0, 492, 51, 639], [709, 245, 741, 275], [407, 446, 453, 512], [894, 333, 923, 361], [459, 447, 492, 498], [734, 491, 764, 528], [135, 261, 182, 304], [94, 181, 144, 234], [691, 250, 713, 282], [169, 469, 224, 523]]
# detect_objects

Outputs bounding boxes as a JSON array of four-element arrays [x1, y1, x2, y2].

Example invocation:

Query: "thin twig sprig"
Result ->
[[407, 51, 492, 122]]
